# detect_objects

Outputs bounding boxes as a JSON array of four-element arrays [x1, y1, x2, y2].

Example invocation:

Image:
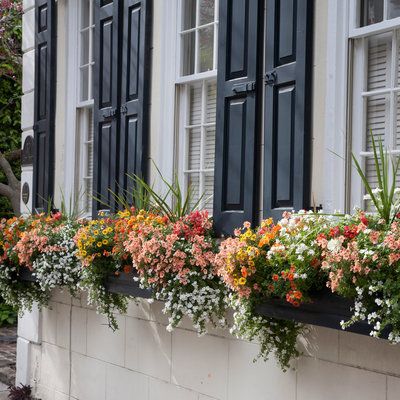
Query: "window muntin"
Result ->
[[179, 0, 218, 76]]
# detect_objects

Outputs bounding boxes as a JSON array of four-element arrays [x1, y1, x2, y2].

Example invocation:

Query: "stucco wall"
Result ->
[[17, 289, 400, 400]]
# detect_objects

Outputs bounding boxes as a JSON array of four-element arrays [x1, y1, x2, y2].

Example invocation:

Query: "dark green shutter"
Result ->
[[93, 0, 151, 214], [33, 0, 56, 211], [213, 0, 263, 235], [263, 0, 314, 219]]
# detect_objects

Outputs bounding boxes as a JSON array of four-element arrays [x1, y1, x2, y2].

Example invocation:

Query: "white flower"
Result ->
[[327, 238, 341, 253]]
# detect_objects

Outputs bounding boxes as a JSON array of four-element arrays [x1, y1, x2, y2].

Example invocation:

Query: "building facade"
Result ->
[[17, 0, 400, 399]]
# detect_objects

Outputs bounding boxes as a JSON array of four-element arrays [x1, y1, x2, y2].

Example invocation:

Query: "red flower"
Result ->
[[272, 274, 279, 282], [329, 226, 340, 237]]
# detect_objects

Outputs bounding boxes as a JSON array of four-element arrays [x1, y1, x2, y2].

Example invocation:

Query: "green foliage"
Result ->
[[0, 1, 22, 217], [0, 302, 17, 326]]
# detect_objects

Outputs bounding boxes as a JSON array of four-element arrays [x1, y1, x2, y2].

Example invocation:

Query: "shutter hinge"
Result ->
[[102, 107, 119, 119], [264, 70, 277, 86], [232, 81, 256, 94]]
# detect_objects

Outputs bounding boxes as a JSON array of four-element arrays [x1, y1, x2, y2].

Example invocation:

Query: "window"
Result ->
[[75, 0, 94, 214], [350, 1, 400, 208], [177, 0, 218, 213]]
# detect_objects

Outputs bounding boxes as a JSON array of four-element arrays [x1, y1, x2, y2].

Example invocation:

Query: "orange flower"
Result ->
[[241, 267, 248, 278]]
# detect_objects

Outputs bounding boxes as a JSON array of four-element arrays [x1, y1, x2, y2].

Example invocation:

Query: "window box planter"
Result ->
[[18, 269, 152, 298], [255, 288, 390, 339], [105, 272, 152, 298]]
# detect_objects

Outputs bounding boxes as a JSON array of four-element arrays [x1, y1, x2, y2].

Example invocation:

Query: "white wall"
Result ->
[[22, 289, 400, 400]]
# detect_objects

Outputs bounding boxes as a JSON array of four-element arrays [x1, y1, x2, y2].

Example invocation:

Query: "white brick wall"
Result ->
[[17, 289, 400, 400]]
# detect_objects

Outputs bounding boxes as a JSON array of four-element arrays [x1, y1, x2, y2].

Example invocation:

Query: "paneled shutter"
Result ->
[[263, 0, 314, 219], [93, 0, 120, 213], [33, 0, 56, 211], [118, 0, 152, 203], [213, 0, 263, 235], [93, 0, 151, 214]]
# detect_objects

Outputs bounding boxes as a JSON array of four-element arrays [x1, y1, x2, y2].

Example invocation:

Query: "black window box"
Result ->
[[256, 288, 390, 339], [18, 269, 152, 299]]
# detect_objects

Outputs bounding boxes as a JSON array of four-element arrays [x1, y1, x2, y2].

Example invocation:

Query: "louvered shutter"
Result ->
[[263, 0, 313, 219], [33, 0, 56, 211], [213, 0, 263, 235], [118, 0, 152, 202]]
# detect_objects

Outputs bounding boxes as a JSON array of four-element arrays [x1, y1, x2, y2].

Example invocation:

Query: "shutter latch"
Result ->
[[265, 70, 277, 86], [102, 107, 118, 119], [232, 81, 256, 94]]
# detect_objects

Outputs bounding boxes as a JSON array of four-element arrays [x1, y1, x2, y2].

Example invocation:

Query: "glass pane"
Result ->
[[183, 0, 196, 30], [80, 66, 89, 102], [198, 26, 214, 72], [367, 32, 392, 91], [361, 0, 384, 26], [182, 31, 195, 76], [365, 94, 389, 151], [204, 126, 215, 170], [189, 84, 202, 125], [205, 81, 216, 123], [364, 156, 380, 210], [396, 93, 400, 149], [199, 0, 214, 25], [187, 173, 200, 210], [388, 0, 400, 19], [80, 30, 90, 65], [188, 127, 201, 170], [81, 0, 90, 29], [204, 172, 214, 214]]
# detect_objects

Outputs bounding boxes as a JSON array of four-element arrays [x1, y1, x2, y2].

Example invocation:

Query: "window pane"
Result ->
[[188, 127, 201, 170], [198, 26, 214, 72], [187, 173, 200, 210], [183, 0, 196, 30], [189, 84, 202, 125], [80, 66, 89, 102], [367, 32, 392, 91], [204, 172, 214, 213], [80, 30, 90, 65], [205, 81, 216, 123], [388, 0, 400, 19], [204, 126, 215, 169], [81, 0, 90, 29], [182, 31, 195, 76], [199, 0, 214, 25], [365, 94, 389, 151], [396, 93, 400, 149], [361, 0, 384, 26]]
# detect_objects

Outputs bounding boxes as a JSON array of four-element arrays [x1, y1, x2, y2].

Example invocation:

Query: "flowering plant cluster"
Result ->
[[215, 212, 333, 368], [317, 211, 400, 341], [125, 210, 228, 334], [0, 212, 81, 311]]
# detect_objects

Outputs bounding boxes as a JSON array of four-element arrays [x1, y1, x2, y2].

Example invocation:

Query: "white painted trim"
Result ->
[[63, 0, 79, 208], [155, 0, 179, 188], [323, 0, 350, 213]]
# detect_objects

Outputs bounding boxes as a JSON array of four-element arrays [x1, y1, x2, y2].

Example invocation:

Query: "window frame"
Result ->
[[349, 0, 400, 209], [64, 0, 95, 216], [175, 0, 218, 213]]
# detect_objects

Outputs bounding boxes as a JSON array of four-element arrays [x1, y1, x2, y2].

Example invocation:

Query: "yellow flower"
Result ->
[[93, 230, 99, 235], [80, 250, 87, 257], [96, 242, 103, 248], [102, 239, 108, 245], [238, 277, 246, 285], [233, 278, 238, 286]]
